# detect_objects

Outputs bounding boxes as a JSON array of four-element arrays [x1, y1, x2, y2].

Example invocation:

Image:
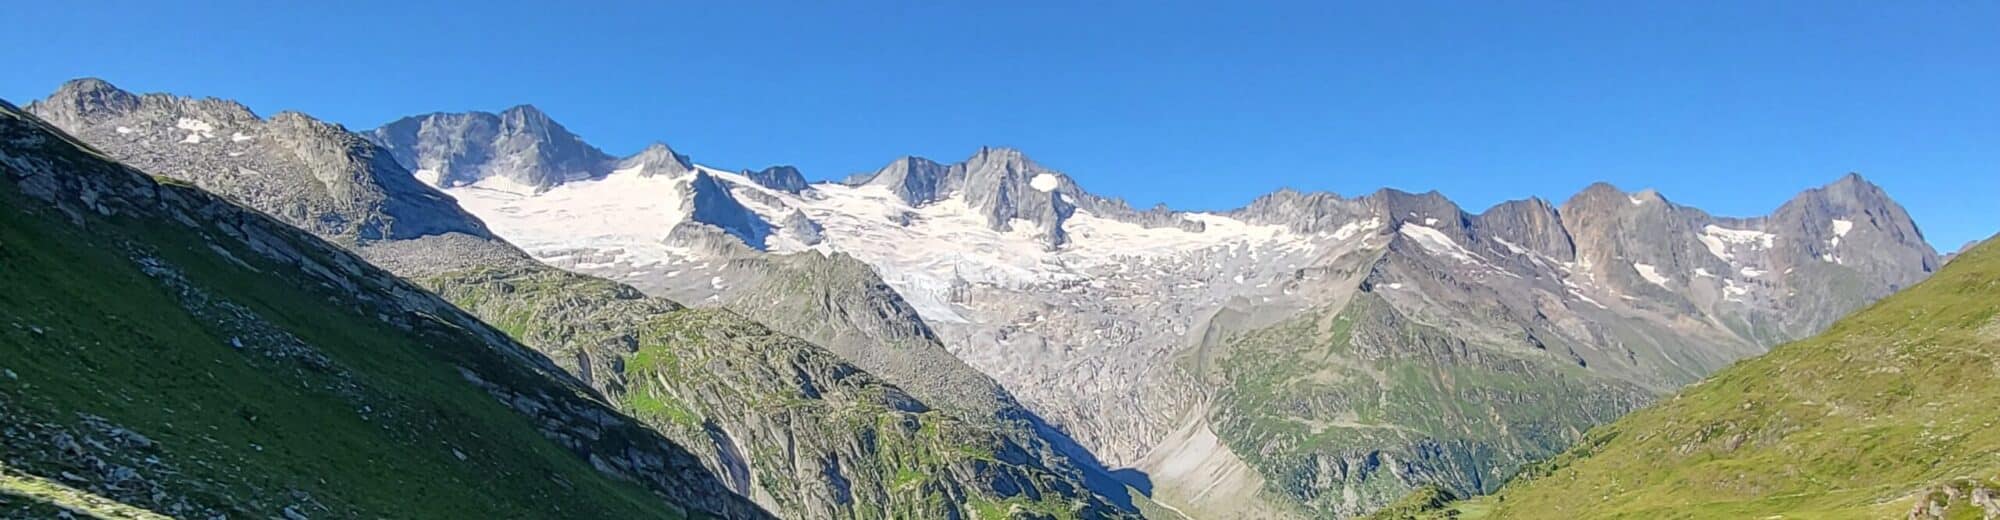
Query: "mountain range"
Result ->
[[5, 77, 1954, 518], [350, 86, 1938, 516]]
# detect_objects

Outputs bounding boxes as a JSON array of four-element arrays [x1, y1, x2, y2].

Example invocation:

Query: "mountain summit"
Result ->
[[367, 105, 617, 188]]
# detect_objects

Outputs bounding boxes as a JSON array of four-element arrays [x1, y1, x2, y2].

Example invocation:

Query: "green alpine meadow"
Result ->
[[4, 4, 1994, 518]]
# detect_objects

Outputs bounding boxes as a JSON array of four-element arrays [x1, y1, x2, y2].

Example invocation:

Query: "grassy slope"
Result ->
[[426, 265, 1114, 520], [1475, 238, 2000, 518], [1208, 292, 1649, 517], [0, 108, 721, 518]]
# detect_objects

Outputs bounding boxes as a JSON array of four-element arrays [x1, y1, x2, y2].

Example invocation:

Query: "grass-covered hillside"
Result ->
[[1470, 237, 2000, 518], [426, 265, 1134, 520], [0, 102, 764, 518]]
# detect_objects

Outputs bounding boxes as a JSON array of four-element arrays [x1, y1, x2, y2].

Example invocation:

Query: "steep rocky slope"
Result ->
[[1469, 236, 2000, 518], [426, 266, 1129, 519], [0, 101, 765, 518], [32, 78, 1131, 519]]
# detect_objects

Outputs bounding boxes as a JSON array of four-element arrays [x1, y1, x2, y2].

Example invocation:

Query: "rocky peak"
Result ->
[[365, 106, 614, 189], [35, 78, 141, 126], [29, 78, 258, 132], [743, 165, 808, 193], [859, 155, 953, 205], [1769, 173, 1939, 289], [683, 170, 771, 249], [23, 84, 491, 245], [497, 104, 554, 129], [1233, 188, 1358, 233], [1474, 197, 1577, 260], [1365, 188, 1465, 227], [616, 142, 695, 178]]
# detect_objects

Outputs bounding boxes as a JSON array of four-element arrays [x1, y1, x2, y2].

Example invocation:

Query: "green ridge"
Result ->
[[0, 103, 751, 518], [1473, 238, 2000, 518]]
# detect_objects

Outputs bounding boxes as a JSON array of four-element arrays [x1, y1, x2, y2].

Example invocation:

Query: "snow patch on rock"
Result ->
[[1633, 263, 1670, 287], [1029, 173, 1062, 192], [1399, 224, 1481, 263], [1698, 225, 1776, 261]]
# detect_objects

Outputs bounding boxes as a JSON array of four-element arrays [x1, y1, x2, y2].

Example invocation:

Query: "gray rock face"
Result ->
[[685, 171, 770, 248], [858, 156, 951, 204], [782, 209, 824, 245], [850, 147, 1206, 248], [744, 165, 808, 194], [618, 142, 695, 178], [366, 105, 616, 188], [26, 78, 494, 245]]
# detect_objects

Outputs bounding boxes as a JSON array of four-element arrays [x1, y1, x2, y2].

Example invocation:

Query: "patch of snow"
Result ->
[[1329, 217, 1383, 241], [175, 118, 217, 144], [114, 126, 133, 134], [1697, 225, 1776, 261], [1740, 266, 1766, 277], [412, 169, 441, 187], [1629, 195, 1645, 205], [1829, 218, 1855, 249], [1567, 289, 1608, 309], [1383, 282, 1403, 290], [1632, 263, 1671, 287], [1423, 217, 1439, 226], [1694, 267, 1714, 278], [1398, 224, 1483, 263], [432, 163, 694, 277], [1029, 173, 1062, 192], [175, 118, 216, 134], [229, 132, 254, 142], [1722, 278, 1750, 302]]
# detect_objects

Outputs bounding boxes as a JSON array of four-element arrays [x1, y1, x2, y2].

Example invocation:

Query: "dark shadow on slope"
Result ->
[[1022, 411, 1150, 511]]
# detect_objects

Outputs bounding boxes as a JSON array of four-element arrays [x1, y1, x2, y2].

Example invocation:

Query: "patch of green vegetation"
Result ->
[[1478, 238, 2000, 519], [0, 179, 691, 517], [1208, 293, 1651, 517], [423, 265, 1126, 519]]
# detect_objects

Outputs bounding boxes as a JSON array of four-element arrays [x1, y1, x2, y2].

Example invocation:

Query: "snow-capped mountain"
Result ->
[[30, 79, 1141, 520], [364, 104, 1940, 517]]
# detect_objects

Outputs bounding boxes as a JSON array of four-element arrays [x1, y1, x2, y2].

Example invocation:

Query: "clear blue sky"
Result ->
[[4, 1, 1995, 250]]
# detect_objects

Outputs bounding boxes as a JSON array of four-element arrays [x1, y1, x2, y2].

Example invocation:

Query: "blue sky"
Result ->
[[4, 1, 1995, 249]]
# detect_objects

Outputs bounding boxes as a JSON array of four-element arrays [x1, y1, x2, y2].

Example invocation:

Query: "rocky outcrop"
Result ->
[[685, 170, 771, 248], [850, 147, 1206, 248], [618, 141, 696, 178], [745, 165, 809, 194], [366, 105, 616, 188], [26, 78, 494, 245]]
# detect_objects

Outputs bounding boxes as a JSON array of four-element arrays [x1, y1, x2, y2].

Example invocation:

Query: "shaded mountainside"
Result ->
[[32, 78, 1133, 519], [1468, 237, 2000, 519], [0, 102, 765, 518]]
